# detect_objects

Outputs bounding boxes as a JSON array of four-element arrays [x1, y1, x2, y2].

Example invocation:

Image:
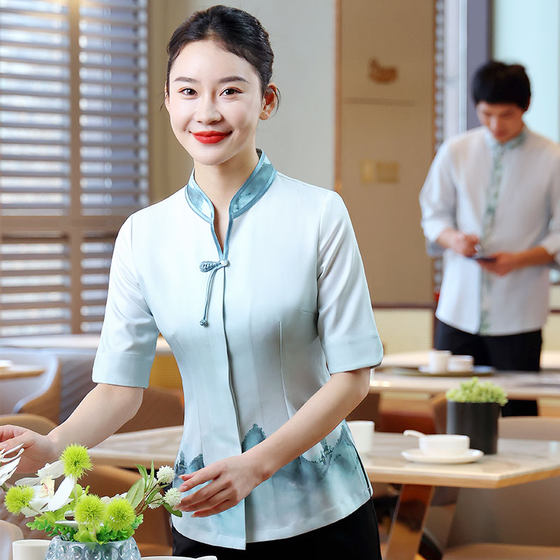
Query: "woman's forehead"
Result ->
[[169, 39, 259, 83]]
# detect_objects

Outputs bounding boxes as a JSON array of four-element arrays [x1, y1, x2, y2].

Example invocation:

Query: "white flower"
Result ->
[[148, 493, 163, 509], [16, 460, 65, 487], [163, 488, 182, 508], [100, 492, 127, 504], [0, 444, 24, 486], [156, 466, 175, 485]]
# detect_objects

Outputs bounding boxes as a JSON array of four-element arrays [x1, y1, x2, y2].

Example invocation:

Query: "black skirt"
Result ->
[[172, 498, 382, 559]]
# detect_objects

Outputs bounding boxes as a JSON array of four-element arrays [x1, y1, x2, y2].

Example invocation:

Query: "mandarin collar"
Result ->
[[185, 150, 277, 224], [484, 125, 527, 151]]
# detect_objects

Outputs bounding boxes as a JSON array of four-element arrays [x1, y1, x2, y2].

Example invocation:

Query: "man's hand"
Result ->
[[478, 252, 519, 276], [437, 229, 479, 257], [177, 453, 266, 517]]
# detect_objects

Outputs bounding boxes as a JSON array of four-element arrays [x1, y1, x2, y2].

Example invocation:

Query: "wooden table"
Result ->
[[90, 426, 560, 560], [0, 365, 45, 379], [371, 369, 560, 400], [380, 350, 560, 371]]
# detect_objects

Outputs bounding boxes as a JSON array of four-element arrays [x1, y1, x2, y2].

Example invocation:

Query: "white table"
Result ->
[[380, 350, 560, 371], [371, 370, 560, 400], [90, 426, 560, 560]]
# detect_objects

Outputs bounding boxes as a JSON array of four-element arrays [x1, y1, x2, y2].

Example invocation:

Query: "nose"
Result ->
[[195, 95, 221, 124]]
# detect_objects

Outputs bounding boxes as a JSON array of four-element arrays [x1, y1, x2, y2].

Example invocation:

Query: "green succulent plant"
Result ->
[[446, 377, 508, 406]]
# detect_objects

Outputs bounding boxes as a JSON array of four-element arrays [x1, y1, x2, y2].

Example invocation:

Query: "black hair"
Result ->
[[166, 5, 275, 99], [472, 61, 531, 110]]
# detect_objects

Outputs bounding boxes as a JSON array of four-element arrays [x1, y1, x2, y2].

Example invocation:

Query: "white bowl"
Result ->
[[419, 434, 470, 457], [448, 355, 474, 372]]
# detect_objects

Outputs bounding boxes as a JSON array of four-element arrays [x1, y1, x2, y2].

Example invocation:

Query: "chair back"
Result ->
[[0, 520, 24, 560], [0, 349, 60, 424], [498, 416, 560, 440]]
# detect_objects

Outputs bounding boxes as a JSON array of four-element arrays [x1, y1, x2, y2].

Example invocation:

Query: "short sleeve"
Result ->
[[92, 216, 158, 388], [419, 141, 458, 256], [317, 192, 383, 373], [540, 153, 560, 266]]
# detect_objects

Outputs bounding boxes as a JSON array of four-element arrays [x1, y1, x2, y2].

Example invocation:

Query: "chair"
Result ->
[[0, 413, 56, 435], [0, 520, 24, 560], [0, 349, 61, 424], [442, 416, 560, 559], [117, 385, 184, 433]]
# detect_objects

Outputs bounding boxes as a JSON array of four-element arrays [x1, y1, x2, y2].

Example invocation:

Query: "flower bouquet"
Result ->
[[3, 444, 182, 559]]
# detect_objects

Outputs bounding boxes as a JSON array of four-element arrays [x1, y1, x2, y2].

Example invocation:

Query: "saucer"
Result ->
[[402, 448, 484, 464], [417, 365, 494, 377]]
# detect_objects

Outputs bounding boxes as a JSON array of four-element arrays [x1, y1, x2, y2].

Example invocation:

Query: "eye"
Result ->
[[179, 87, 196, 97], [221, 87, 241, 96]]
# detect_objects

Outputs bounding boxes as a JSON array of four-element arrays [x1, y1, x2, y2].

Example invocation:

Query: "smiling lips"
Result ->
[[192, 130, 231, 144]]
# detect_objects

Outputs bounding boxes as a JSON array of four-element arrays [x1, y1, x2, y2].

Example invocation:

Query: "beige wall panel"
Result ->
[[339, 0, 434, 305]]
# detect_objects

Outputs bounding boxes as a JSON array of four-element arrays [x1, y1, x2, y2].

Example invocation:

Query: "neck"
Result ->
[[193, 149, 260, 212]]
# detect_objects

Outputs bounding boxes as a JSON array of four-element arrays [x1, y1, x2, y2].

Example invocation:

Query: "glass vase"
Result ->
[[45, 536, 141, 560]]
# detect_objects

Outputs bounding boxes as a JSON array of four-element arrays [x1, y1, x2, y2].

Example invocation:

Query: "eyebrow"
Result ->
[[173, 75, 249, 84]]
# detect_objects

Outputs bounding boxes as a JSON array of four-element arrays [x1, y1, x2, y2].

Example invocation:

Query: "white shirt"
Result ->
[[92, 152, 383, 549], [420, 127, 560, 335]]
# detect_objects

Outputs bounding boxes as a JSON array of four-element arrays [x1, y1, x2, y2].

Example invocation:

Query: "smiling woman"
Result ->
[[0, 5, 383, 560]]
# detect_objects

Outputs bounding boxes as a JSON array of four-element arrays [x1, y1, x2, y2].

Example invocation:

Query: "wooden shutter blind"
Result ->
[[0, 0, 149, 336]]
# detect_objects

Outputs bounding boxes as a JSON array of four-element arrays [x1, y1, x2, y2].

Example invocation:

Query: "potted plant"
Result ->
[[3, 444, 182, 560], [446, 377, 508, 454]]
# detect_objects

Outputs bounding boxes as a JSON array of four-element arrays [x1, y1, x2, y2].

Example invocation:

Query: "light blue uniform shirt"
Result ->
[[92, 152, 383, 549]]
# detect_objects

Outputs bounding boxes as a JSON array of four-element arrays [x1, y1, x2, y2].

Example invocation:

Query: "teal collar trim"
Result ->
[[185, 150, 277, 224], [184, 150, 277, 327], [484, 126, 527, 151]]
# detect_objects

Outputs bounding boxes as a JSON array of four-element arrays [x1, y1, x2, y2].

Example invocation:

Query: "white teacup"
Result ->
[[12, 539, 51, 560], [428, 350, 451, 373], [418, 434, 470, 457], [347, 420, 375, 454], [448, 355, 474, 372]]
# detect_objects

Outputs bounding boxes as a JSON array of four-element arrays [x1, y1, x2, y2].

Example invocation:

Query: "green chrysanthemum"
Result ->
[[104, 498, 136, 532], [4, 485, 34, 514], [74, 494, 105, 530], [61, 444, 92, 479]]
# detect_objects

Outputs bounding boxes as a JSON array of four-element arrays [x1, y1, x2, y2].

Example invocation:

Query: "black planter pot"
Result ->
[[446, 401, 501, 454]]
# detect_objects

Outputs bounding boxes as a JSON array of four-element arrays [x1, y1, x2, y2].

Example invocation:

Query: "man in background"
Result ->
[[420, 61, 560, 416]]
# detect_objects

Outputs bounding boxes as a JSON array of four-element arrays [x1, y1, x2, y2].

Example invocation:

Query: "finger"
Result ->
[[180, 487, 230, 512], [179, 465, 220, 492], [192, 498, 237, 518], [181, 479, 228, 506]]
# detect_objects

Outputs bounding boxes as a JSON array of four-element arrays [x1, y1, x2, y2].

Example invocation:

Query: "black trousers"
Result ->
[[172, 498, 382, 559], [434, 319, 541, 416]]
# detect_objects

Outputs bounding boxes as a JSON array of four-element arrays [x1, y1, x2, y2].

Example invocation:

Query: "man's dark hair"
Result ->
[[472, 61, 531, 110]]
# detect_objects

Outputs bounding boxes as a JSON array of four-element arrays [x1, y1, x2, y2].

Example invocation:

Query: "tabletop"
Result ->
[[89, 426, 560, 490], [0, 364, 45, 380], [0, 334, 173, 355], [371, 369, 560, 400], [380, 350, 560, 370]]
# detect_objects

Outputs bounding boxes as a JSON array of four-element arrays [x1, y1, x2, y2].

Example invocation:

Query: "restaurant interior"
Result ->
[[1, 0, 560, 559]]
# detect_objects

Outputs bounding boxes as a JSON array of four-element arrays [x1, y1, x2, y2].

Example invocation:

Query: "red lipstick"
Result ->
[[192, 131, 231, 144]]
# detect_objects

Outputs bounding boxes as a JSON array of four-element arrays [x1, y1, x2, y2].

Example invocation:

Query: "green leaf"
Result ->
[[136, 464, 148, 479], [163, 502, 182, 517], [126, 478, 144, 509]]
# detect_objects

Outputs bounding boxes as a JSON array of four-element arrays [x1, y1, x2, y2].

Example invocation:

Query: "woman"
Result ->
[[0, 6, 383, 558]]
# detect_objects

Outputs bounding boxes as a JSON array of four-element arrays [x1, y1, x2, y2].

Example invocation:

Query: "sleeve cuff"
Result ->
[[92, 351, 153, 388], [323, 335, 384, 374]]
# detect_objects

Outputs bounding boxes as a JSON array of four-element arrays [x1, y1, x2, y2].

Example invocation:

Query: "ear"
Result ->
[[164, 84, 170, 112], [260, 84, 278, 121]]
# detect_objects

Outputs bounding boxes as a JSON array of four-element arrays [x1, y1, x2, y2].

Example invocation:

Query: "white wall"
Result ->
[[493, 0, 560, 142], [148, 0, 335, 201]]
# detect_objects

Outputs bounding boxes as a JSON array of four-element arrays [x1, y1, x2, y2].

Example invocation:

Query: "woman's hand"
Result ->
[[0, 425, 59, 473], [177, 453, 265, 517]]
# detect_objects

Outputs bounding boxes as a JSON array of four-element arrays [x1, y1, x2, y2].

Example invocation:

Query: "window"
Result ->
[[0, 0, 149, 336]]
